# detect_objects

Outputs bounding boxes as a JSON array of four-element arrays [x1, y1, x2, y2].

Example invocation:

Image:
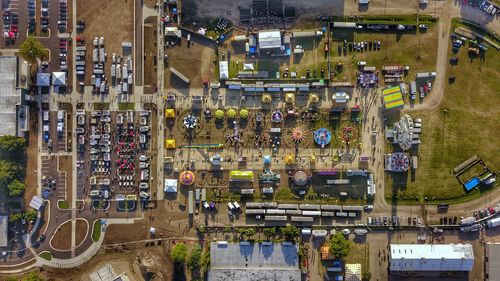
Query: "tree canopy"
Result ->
[[171, 243, 188, 263], [263, 227, 276, 239], [186, 244, 202, 271], [0, 160, 23, 186], [22, 271, 45, 281], [328, 232, 351, 260], [9, 212, 24, 223], [19, 37, 45, 64], [8, 179, 26, 197], [0, 135, 25, 154], [238, 227, 256, 240], [280, 225, 300, 240], [25, 209, 38, 222]]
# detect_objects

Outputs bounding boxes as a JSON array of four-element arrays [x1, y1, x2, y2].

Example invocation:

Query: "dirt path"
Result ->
[[405, 10, 452, 112]]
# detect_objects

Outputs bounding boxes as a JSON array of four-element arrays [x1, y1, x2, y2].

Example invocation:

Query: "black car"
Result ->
[[444, 217, 448, 224], [11, 14, 18, 24], [440, 217, 444, 224], [39, 234, 46, 242]]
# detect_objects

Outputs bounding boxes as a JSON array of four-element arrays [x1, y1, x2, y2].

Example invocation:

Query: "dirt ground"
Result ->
[[58, 155, 73, 201], [144, 16, 158, 88], [75, 219, 88, 247], [51, 220, 72, 251], [77, 0, 134, 85], [164, 37, 216, 91], [24, 108, 39, 207], [103, 202, 193, 244], [41, 247, 171, 281]]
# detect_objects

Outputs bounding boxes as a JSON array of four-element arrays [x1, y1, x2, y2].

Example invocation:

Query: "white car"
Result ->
[[140, 126, 150, 132], [139, 183, 149, 190], [139, 155, 149, 162], [341, 229, 351, 235], [140, 162, 149, 169]]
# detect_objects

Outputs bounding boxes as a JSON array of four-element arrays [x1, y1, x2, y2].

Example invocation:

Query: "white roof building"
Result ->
[[390, 244, 474, 272], [258, 30, 282, 50]]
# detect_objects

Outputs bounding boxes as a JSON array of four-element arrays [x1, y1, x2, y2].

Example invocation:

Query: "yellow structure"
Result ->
[[239, 109, 249, 119], [285, 155, 295, 165], [285, 93, 295, 103], [262, 94, 272, 103], [165, 139, 176, 149], [214, 109, 224, 119], [308, 93, 319, 103], [165, 109, 175, 118], [227, 109, 237, 119], [229, 170, 254, 181]]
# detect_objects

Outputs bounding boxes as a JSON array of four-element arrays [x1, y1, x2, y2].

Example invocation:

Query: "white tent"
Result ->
[[345, 264, 362, 281], [29, 196, 44, 211], [36, 73, 50, 86], [52, 72, 66, 86], [219, 61, 229, 80], [243, 63, 254, 71], [164, 179, 178, 192]]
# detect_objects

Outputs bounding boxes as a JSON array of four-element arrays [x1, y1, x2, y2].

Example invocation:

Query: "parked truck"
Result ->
[[487, 217, 500, 228], [460, 216, 476, 226]]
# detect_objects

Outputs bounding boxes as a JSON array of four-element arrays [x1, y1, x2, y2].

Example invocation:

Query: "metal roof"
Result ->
[[0, 57, 20, 136], [390, 244, 474, 271], [0, 216, 8, 247], [258, 30, 282, 49]]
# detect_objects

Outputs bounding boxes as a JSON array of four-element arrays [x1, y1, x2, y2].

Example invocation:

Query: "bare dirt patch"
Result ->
[[164, 37, 216, 91], [75, 219, 88, 247], [77, 0, 134, 85], [58, 155, 72, 201], [51, 220, 72, 251], [24, 107, 39, 206], [144, 16, 158, 88]]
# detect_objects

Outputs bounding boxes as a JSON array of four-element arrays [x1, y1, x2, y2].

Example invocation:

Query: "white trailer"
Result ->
[[302, 211, 322, 216], [122, 82, 128, 93], [93, 48, 98, 62], [188, 191, 194, 214], [99, 48, 106, 63], [291, 216, 314, 222], [116, 64, 122, 79], [487, 217, 500, 228], [111, 64, 116, 77], [123, 63, 128, 76], [266, 209, 286, 215]]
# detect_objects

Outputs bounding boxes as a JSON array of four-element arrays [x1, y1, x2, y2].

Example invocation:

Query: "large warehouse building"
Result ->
[[389, 244, 474, 272]]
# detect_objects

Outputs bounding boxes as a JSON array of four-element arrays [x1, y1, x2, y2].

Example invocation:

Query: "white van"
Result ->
[[43, 111, 49, 122], [233, 201, 241, 210], [227, 202, 235, 211]]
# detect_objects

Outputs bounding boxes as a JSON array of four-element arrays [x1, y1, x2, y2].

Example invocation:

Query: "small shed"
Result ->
[[52, 72, 66, 86], [165, 139, 176, 149], [165, 109, 175, 118], [36, 73, 50, 86]]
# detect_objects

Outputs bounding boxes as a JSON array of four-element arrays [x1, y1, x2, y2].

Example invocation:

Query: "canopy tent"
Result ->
[[345, 264, 362, 281], [36, 73, 50, 86], [291, 170, 310, 186], [263, 155, 272, 164], [29, 196, 44, 211], [308, 93, 319, 103], [165, 109, 175, 118], [219, 61, 229, 80], [383, 86, 404, 109], [227, 109, 237, 119], [164, 179, 178, 192], [285, 93, 295, 103], [243, 63, 254, 71], [214, 109, 224, 119], [165, 139, 176, 149], [239, 109, 249, 119], [262, 94, 272, 103], [52, 72, 66, 86], [332, 92, 349, 103]]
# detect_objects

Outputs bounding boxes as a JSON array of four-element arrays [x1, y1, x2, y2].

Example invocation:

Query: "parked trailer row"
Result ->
[[246, 202, 278, 209], [245, 209, 266, 215], [321, 212, 336, 217], [302, 211, 322, 216], [291, 216, 314, 222], [264, 215, 288, 221], [286, 209, 302, 215], [486, 217, 500, 228], [342, 206, 364, 212], [321, 205, 343, 211], [266, 209, 286, 215], [299, 204, 321, 210], [278, 204, 299, 209]]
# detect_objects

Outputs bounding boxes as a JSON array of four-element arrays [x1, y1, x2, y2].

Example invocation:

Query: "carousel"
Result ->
[[314, 128, 332, 148], [179, 170, 196, 186], [384, 152, 410, 172]]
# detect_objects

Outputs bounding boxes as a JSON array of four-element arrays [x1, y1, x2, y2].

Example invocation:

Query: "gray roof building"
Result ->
[[0, 215, 8, 247], [485, 242, 500, 281], [0, 57, 23, 136], [208, 242, 301, 281]]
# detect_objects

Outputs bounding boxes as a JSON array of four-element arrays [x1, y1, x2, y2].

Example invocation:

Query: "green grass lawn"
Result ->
[[118, 103, 135, 111], [344, 243, 370, 278], [57, 200, 68, 209], [92, 220, 101, 242], [386, 21, 500, 203], [39, 251, 52, 261]]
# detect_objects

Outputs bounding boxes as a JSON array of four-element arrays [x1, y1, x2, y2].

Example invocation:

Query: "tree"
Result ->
[[19, 37, 45, 64], [22, 271, 44, 281], [8, 179, 26, 197], [9, 212, 23, 223], [362, 271, 371, 281], [238, 227, 256, 240], [5, 276, 17, 281], [263, 227, 276, 239], [170, 242, 188, 263], [0, 135, 25, 154], [280, 225, 300, 240], [186, 245, 202, 271], [24, 209, 38, 222], [0, 160, 23, 186], [200, 251, 210, 272], [328, 232, 351, 260]]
